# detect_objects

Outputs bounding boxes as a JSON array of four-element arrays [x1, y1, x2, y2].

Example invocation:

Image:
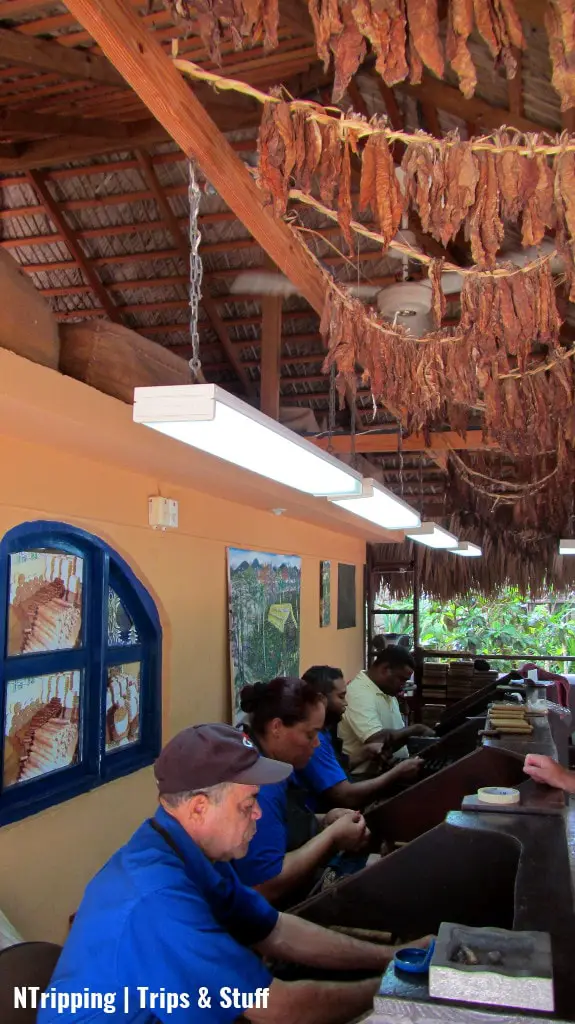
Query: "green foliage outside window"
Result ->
[[374, 587, 575, 673]]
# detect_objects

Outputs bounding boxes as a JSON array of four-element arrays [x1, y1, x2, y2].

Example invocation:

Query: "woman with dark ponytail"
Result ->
[[234, 677, 371, 907]]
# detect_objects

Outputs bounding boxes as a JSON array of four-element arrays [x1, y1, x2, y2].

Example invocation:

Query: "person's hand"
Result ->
[[329, 810, 370, 852], [387, 757, 422, 781], [322, 807, 355, 827], [412, 724, 435, 737], [363, 742, 384, 762], [523, 753, 571, 790]]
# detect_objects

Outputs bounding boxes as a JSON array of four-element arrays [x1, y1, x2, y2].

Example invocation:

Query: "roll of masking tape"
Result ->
[[477, 787, 520, 805]]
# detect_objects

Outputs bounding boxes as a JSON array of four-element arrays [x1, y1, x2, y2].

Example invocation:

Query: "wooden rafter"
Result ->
[[0, 26, 123, 85], [26, 168, 120, 321], [398, 75, 543, 136], [134, 147, 254, 395], [0, 108, 134, 139]]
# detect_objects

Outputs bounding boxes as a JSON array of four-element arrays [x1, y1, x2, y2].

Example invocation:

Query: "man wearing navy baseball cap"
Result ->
[[39, 723, 432, 1024]]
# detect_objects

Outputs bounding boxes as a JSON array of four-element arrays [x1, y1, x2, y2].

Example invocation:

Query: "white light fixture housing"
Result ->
[[405, 522, 459, 549], [559, 539, 575, 555], [133, 384, 363, 498], [453, 541, 482, 557], [328, 478, 421, 531]]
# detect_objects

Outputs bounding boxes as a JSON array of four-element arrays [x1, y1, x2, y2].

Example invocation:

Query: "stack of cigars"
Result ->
[[486, 703, 537, 735]]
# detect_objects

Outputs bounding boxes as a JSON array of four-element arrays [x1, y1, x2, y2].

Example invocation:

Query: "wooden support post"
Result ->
[[27, 169, 120, 321], [134, 148, 253, 394], [259, 258, 282, 419]]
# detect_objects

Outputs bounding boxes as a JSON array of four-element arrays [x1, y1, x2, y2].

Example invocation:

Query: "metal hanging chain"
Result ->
[[188, 159, 203, 380], [327, 362, 336, 454], [419, 452, 424, 515], [397, 419, 404, 499]]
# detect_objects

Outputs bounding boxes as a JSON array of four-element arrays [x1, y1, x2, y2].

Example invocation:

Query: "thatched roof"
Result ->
[[373, 508, 575, 601], [1, 2, 575, 591]]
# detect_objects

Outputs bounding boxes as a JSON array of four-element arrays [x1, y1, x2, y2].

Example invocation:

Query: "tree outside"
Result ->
[[374, 587, 575, 673]]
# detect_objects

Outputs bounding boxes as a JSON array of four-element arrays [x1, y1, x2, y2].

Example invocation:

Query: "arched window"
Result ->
[[0, 522, 161, 826]]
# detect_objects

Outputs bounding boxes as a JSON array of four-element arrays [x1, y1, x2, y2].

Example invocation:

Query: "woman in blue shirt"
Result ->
[[233, 677, 370, 907]]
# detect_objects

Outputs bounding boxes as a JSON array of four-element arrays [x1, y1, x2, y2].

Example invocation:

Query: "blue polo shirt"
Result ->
[[296, 728, 347, 796], [37, 806, 278, 1023]]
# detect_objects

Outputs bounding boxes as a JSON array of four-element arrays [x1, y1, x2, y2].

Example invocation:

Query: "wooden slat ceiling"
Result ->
[[0, 0, 569, 514]]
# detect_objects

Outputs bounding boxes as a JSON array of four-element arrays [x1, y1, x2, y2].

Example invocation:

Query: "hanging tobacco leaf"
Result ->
[[407, 25, 424, 83], [446, 0, 476, 98], [351, 0, 409, 87], [291, 109, 308, 189], [402, 142, 435, 233], [521, 154, 555, 247], [406, 0, 444, 79], [402, 139, 478, 246], [496, 132, 525, 222], [359, 131, 379, 215], [466, 151, 504, 267], [330, 1, 367, 102], [257, 97, 290, 214], [337, 135, 353, 250], [300, 115, 323, 192], [261, 0, 278, 51], [374, 134, 405, 247], [167, 0, 280, 62], [319, 120, 343, 205], [429, 259, 446, 329], [358, 131, 404, 246], [545, 0, 575, 111], [554, 148, 575, 299], [307, 0, 343, 70], [472, 0, 524, 78]]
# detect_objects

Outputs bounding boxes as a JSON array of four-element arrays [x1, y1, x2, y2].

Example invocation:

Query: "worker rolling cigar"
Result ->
[[37, 723, 432, 1024], [233, 678, 374, 905], [339, 647, 435, 775], [296, 665, 422, 811]]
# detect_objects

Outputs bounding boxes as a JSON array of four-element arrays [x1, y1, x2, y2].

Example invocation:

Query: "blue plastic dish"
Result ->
[[394, 940, 435, 974]]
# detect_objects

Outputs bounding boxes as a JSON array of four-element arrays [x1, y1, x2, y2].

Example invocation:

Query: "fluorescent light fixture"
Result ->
[[559, 539, 575, 555], [133, 384, 363, 497], [328, 478, 421, 530], [453, 541, 482, 557], [405, 522, 459, 549]]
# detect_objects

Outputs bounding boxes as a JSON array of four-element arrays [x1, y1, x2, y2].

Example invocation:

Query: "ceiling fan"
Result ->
[[230, 172, 563, 338], [230, 237, 562, 338]]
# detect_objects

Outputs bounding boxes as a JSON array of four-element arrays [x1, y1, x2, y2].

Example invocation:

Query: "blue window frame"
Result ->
[[0, 521, 161, 826]]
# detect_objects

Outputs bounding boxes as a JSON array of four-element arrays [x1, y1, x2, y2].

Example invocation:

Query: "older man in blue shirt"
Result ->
[[38, 723, 432, 1024]]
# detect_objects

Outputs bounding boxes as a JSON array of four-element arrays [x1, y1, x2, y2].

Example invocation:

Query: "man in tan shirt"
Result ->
[[339, 646, 435, 774]]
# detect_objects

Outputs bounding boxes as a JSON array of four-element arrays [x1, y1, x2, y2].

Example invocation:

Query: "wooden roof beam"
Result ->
[[398, 75, 544, 136], [0, 26, 123, 86], [0, 108, 132, 139], [27, 169, 120, 322]]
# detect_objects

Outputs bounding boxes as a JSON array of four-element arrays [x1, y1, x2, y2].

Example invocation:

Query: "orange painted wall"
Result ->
[[0, 432, 365, 944]]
